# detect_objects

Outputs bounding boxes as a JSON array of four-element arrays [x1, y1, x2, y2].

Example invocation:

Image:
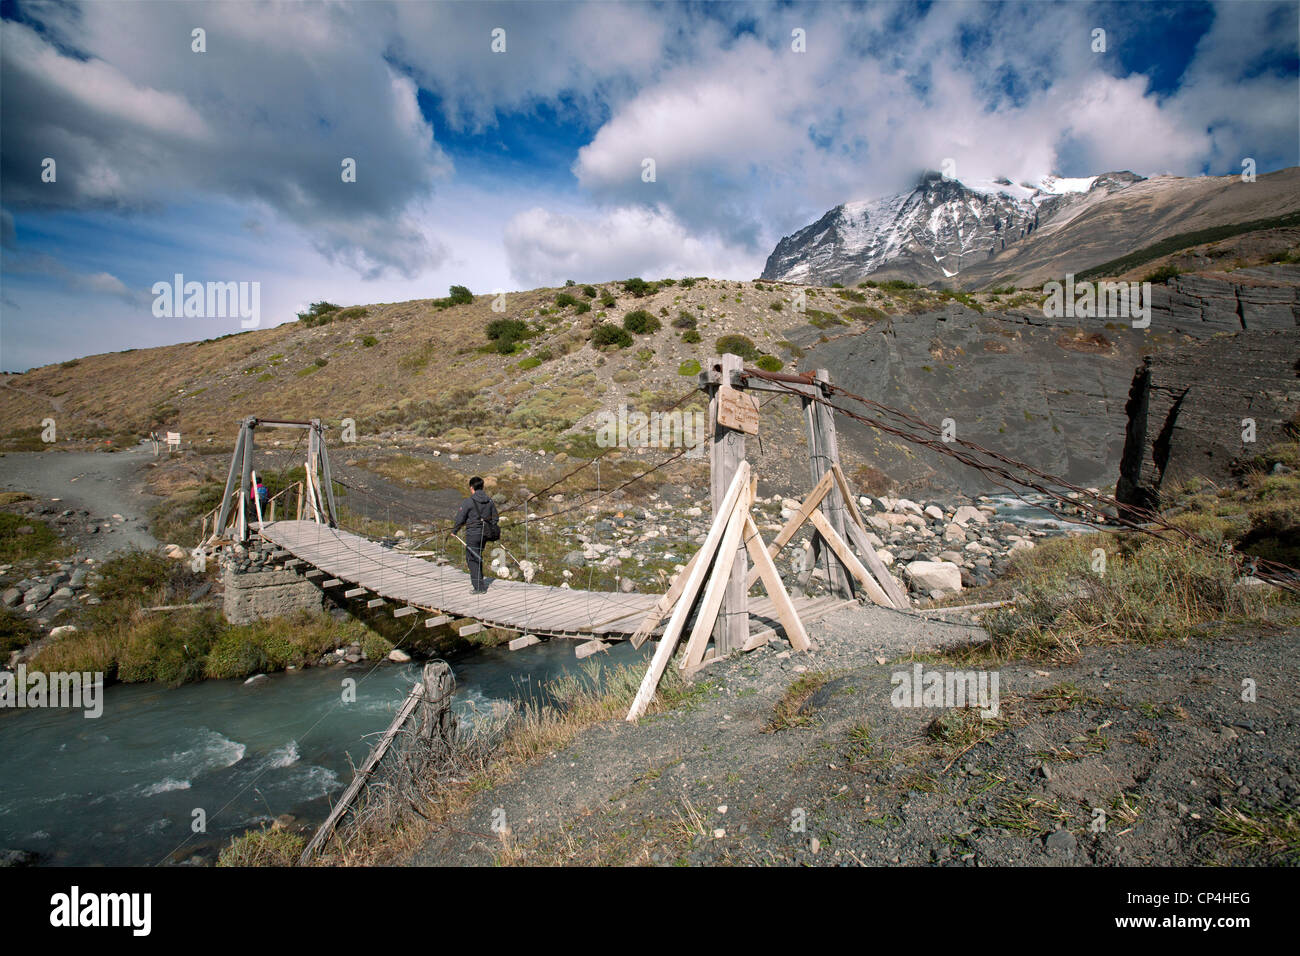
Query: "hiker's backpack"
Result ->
[[474, 498, 501, 541]]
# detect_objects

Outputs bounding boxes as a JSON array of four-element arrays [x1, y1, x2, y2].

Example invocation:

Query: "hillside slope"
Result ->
[[3, 244, 1297, 499]]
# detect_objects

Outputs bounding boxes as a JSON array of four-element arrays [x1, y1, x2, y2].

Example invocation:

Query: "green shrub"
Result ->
[[769, 300, 783, 311], [673, 311, 697, 330], [622, 277, 653, 297], [591, 324, 634, 349], [485, 317, 530, 353], [581, 285, 598, 298], [360, 335, 378, 348], [755, 355, 784, 372], [555, 292, 578, 309], [517, 357, 542, 370], [679, 277, 698, 288], [600, 292, 616, 308], [623, 310, 661, 334], [678, 359, 702, 376], [447, 284, 473, 305], [714, 334, 761, 362], [296, 301, 341, 327], [575, 301, 591, 314], [682, 329, 701, 344], [1143, 264, 1182, 284], [313, 357, 328, 368]]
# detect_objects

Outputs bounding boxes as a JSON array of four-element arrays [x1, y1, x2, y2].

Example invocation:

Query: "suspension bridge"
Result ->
[[205, 356, 1294, 717], [256, 518, 856, 644]]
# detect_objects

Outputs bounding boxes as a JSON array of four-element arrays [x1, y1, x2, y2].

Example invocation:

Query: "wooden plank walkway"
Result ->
[[259, 520, 853, 641]]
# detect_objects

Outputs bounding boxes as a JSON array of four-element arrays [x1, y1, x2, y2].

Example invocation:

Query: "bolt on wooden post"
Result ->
[[708, 352, 749, 653]]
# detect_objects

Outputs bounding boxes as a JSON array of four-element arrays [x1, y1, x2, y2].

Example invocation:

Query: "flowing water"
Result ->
[[0, 639, 650, 866]]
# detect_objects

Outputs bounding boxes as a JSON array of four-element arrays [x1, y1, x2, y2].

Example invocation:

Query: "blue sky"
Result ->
[[1, 0, 1297, 370]]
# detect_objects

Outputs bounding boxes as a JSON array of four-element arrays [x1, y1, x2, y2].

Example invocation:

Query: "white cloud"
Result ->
[[503, 204, 763, 287], [1, 6, 451, 278]]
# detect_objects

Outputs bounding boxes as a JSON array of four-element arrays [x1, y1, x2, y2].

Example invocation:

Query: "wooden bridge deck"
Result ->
[[259, 520, 850, 641]]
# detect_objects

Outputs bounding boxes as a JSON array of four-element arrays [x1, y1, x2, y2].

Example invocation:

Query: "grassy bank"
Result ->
[[28, 551, 389, 684], [930, 442, 1300, 665], [298, 659, 711, 866]]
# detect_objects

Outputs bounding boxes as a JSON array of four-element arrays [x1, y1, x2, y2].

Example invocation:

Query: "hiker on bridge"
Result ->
[[250, 472, 269, 513], [452, 476, 499, 594]]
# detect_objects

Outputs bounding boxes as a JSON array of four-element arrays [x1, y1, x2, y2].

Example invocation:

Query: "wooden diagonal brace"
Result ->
[[743, 469, 835, 590], [742, 516, 810, 651], [808, 507, 891, 608]]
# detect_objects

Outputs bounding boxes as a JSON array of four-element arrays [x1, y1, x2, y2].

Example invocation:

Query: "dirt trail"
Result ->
[[0, 447, 161, 557], [408, 606, 1298, 867]]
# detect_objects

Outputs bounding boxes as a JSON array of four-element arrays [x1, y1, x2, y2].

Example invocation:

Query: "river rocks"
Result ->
[[49, 625, 77, 638], [2, 588, 20, 608], [22, 583, 51, 605], [952, 505, 986, 527], [563, 550, 586, 567], [923, 504, 944, 521], [905, 560, 962, 594], [387, 648, 412, 663]]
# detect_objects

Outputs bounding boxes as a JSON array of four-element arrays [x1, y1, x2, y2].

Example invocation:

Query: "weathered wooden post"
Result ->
[[419, 661, 456, 759], [802, 369, 853, 599], [708, 353, 749, 653]]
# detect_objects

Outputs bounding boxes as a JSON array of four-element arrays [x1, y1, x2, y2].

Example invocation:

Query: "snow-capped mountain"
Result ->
[[761, 171, 1144, 286]]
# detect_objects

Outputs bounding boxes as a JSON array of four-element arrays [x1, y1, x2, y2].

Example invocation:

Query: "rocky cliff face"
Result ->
[[786, 265, 1300, 498], [1116, 265, 1300, 514]]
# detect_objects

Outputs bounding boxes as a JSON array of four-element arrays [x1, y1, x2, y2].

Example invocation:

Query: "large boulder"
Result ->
[[905, 560, 962, 593], [952, 505, 987, 527]]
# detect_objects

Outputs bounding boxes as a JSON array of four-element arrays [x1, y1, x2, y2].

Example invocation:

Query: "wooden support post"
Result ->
[[214, 422, 247, 540], [709, 352, 748, 653], [831, 464, 910, 609], [418, 661, 455, 758], [742, 516, 811, 651], [627, 463, 749, 721], [802, 370, 852, 599], [679, 481, 751, 670]]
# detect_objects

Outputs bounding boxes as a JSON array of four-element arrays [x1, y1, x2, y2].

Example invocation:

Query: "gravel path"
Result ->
[[0, 448, 160, 557], [0, 450, 159, 556], [408, 605, 1298, 867]]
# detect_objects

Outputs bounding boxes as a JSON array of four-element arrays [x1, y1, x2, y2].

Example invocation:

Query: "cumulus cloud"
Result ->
[[569, 0, 1295, 249], [1, 4, 451, 277], [503, 204, 763, 287]]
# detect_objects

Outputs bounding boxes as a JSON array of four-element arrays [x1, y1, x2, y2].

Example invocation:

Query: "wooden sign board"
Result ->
[[717, 385, 759, 435]]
